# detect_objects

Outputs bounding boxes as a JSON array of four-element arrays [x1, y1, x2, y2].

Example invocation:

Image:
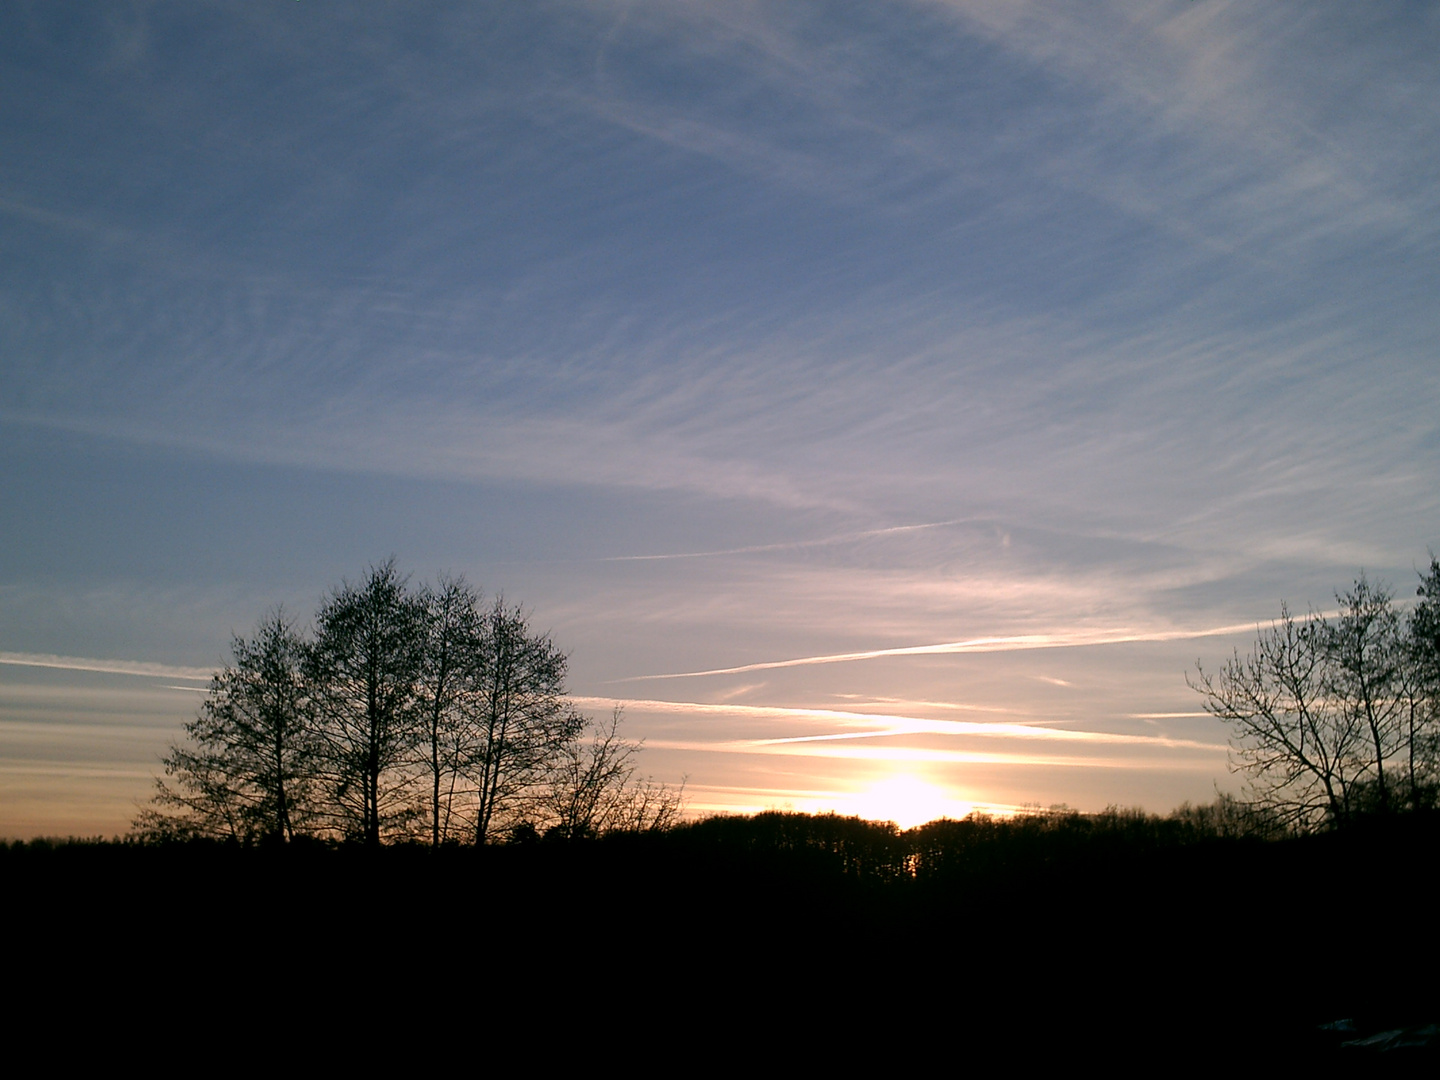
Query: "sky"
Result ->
[[2, 0, 1438, 837]]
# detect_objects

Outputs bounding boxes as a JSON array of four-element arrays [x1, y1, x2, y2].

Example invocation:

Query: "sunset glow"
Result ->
[[845, 775, 976, 830], [2, 2, 1437, 837]]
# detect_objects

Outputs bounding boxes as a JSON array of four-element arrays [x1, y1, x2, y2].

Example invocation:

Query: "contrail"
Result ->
[[611, 620, 1269, 681], [636, 739, 1214, 770], [0, 651, 213, 681], [569, 695, 1224, 751], [600, 518, 973, 562]]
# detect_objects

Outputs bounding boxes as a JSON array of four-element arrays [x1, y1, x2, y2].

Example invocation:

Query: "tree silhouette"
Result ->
[[137, 610, 314, 842], [1404, 556, 1440, 808], [1191, 604, 1356, 829], [416, 575, 483, 846], [1323, 575, 1405, 814], [1192, 570, 1440, 829], [136, 564, 682, 845], [306, 560, 429, 845], [535, 707, 685, 839], [462, 598, 582, 844]]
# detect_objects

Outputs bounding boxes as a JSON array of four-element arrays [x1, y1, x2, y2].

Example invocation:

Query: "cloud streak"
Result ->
[[613, 619, 1272, 681]]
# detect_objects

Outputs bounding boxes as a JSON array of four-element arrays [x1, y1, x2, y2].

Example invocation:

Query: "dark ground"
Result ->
[[6, 815, 1436, 1062]]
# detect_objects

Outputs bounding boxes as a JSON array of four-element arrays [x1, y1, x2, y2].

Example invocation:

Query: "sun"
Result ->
[[848, 774, 973, 829]]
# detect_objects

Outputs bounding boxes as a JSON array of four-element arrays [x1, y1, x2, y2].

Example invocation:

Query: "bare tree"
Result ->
[[536, 707, 685, 839], [307, 560, 429, 845], [136, 610, 315, 843], [1413, 557, 1440, 686], [462, 598, 583, 844], [1323, 575, 1405, 814], [1193, 571, 1440, 830], [415, 575, 482, 846], [1190, 604, 1364, 831], [1403, 556, 1440, 808]]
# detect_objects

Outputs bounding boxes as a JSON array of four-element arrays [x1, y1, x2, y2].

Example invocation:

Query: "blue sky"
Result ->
[[3, 1, 1438, 835]]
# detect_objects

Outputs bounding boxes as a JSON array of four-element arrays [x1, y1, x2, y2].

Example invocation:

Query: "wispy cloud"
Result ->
[[600, 518, 974, 561], [927, 0, 1440, 248]]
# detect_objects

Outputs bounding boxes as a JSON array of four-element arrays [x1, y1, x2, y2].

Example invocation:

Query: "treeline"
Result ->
[[655, 797, 1283, 886], [1191, 558, 1440, 831], [135, 560, 681, 846], [119, 795, 1276, 881]]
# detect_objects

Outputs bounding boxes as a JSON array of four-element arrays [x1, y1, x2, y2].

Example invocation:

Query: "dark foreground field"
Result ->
[[7, 812, 1437, 1062]]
